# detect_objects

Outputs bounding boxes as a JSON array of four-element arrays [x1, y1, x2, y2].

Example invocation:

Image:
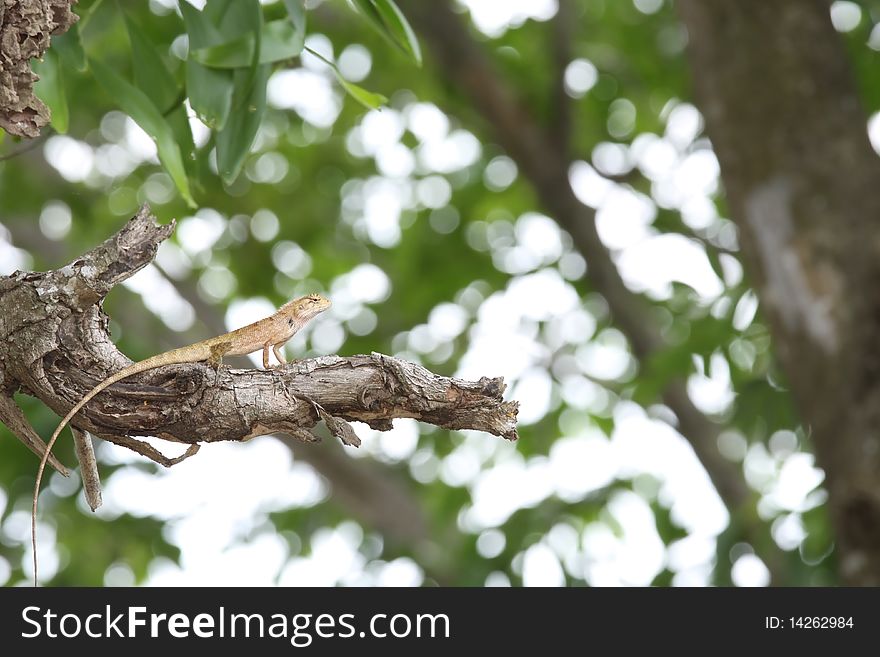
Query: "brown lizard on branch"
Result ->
[[32, 293, 331, 586]]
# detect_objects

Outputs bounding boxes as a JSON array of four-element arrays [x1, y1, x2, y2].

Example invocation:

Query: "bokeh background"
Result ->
[[1, 0, 874, 586]]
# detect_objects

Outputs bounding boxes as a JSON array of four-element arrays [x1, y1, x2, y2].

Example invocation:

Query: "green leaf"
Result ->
[[88, 57, 195, 207], [180, 1, 263, 132], [215, 63, 269, 185], [231, 0, 263, 115], [203, 0, 235, 24], [208, 0, 262, 115], [347, 0, 421, 66], [78, 0, 108, 33], [186, 60, 234, 130], [124, 14, 180, 113], [370, 0, 421, 65], [166, 104, 197, 177], [33, 50, 69, 134], [207, 0, 260, 41], [348, 0, 387, 37], [268, 17, 306, 60], [304, 46, 387, 110], [209, 0, 263, 183], [338, 77, 388, 111], [180, 0, 234, 129], [282, 0, 307, 45], [191, 20, 305, 68], [179, 0, 225, 49], [52, 27, 87, 72]]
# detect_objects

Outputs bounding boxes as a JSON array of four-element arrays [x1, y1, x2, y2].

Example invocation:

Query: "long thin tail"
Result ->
[[31, 350, 197, 586]]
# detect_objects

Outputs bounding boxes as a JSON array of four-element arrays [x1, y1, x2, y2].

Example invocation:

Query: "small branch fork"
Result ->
[[0, 206, 519, 504]]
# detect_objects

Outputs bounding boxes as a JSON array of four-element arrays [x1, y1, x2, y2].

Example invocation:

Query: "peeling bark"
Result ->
[[0, 206, 518, 486], [0, 0, 78, 137]]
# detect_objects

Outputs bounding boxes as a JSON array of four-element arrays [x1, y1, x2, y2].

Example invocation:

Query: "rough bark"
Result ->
[[0, 0, 77, 137], [677, 0, 880, 585], [0, 206, 518, 486], [398, 0, 786, 582]]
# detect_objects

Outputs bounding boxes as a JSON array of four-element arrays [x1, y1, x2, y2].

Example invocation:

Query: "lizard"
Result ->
[[32, 292, 331, 586]]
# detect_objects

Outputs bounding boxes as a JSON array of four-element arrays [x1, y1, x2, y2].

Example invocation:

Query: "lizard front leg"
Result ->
[[270, 342, 297, 401], [263, 342, 288, 369], [273, 343, 287, 367]]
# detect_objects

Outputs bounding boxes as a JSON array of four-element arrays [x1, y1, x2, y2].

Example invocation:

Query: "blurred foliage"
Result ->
[[0, 0, 848, 586]]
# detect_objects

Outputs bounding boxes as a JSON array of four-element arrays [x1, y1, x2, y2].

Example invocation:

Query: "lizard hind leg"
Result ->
[[208, 340, 231, 388]]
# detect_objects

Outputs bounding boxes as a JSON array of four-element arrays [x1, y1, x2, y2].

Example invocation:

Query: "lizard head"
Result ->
[[278, 294, 331, 336], [292, 293, 331, 320]]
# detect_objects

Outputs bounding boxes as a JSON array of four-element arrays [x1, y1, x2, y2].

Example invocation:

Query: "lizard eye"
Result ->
[[288, 318, 294, 326]]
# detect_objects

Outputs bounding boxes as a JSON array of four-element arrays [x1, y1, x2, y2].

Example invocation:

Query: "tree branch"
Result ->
[[150, 262, 433, 550], [398, 0, 786, 582], [0, 206, 518, 476]]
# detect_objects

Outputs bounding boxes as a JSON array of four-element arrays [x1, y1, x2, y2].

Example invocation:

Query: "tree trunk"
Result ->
[[678, 0, 880, 584]]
